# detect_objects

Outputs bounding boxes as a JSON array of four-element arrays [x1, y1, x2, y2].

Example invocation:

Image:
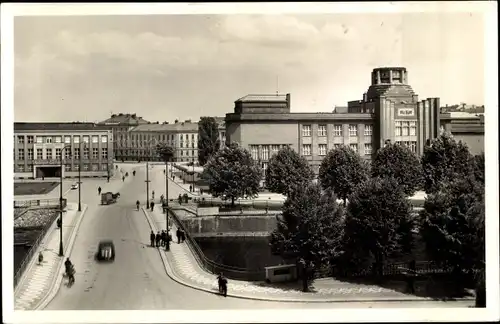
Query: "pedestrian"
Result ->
[[150, 201, 155, 212], [152, 191, 155, 200], [178, 194, 183, 205], [38, 251, 43, 265], [155, 231, 161, 247], [407, 259, 416, 294], [161, 230, 166, 247], [150, 231, 155, 247], [173, 175, 175, 181], [176, 228, 181, 244], [57, 218, 62, 228], [180, 229, 186, 243], [98, 186, 102, 195], [189, 185, 192, 192], [122, 176, 125, 182]]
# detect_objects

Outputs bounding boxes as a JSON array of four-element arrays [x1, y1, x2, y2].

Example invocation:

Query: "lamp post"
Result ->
[[191, 158, 195, 192], [59, 144, 72, 257], [77, 142, 86, 212], [145, 139, 156, 207]]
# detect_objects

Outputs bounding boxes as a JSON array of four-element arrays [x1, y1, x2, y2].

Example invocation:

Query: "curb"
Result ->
[[141, 208, 474, 304], [35, 204, 89, 310]]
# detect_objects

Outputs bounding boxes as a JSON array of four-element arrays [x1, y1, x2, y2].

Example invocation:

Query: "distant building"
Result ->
[[225, 67, 484, 180], [14, 122, 114, 179]]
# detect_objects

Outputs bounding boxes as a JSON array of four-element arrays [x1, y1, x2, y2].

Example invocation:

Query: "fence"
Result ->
[[168, 209, 266, 281], [13, 198, 67, 288], [14, 198, 67, 209], [194, 197, 284, 211]]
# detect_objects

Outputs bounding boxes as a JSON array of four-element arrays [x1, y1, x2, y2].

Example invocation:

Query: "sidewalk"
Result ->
[[14, 202, 88, 310], [143, 207, 456, 303]]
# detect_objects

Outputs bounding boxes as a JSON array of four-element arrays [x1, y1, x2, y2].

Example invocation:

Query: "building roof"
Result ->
[[235, 94, 288, 103], [449, 111, 483, 119], [366, 84, 416, 100], [14, 122, 112, 132], [98, 113, 149, 125], [130, 121, 198, 133], [226, 112, 375, 122]]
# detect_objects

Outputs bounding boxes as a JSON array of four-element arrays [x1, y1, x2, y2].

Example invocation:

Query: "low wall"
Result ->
[[181, 215, 278, 236], [196, 207, 219, 216]]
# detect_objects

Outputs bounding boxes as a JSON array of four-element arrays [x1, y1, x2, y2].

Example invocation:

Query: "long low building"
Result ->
[[225, 67, 484, 179], [14, 122, 115, 179]]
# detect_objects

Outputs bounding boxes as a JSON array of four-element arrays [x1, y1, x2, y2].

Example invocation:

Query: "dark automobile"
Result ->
[[95, 240, 115, 262]]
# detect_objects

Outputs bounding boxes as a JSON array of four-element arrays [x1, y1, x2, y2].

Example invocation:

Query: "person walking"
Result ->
[[150, 201, 155, 212], [161, 230, 166, 247], [155, 231, 161, 247], [150, 231, 155, 247], [98, 186, 102, 195], [180, 229, 186, 243], [176, 228, 181, 244]]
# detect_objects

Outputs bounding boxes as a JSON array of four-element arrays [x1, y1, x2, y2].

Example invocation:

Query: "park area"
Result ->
[[14, 182, 59, 196]]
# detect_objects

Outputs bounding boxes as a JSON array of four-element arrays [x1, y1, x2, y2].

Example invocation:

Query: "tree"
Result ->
[[155, 142, 175, 163], [198, 117, 221, 166], [471, 152, 485, 184], [318, 145, 369, 205], [421, 133, 473, 194], [203, 143, 261, 206], [269, 183, 345, 292], [265, 146, 314, 197], [419, 175, 485, 276], [372, 142, 423, 196], [341, 177, 414, 277]]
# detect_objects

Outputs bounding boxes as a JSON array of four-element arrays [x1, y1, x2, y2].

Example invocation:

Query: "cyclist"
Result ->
[[136, 200, 140, 211]]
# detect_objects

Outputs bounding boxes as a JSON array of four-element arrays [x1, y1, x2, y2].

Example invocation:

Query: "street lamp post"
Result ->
[[77, 142, 85, 212], [145, 139, 156, 208], [59, 144, 72, 257]]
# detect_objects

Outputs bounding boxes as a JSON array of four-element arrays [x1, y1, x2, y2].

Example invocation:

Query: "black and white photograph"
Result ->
[[1, 2, 498, 323]]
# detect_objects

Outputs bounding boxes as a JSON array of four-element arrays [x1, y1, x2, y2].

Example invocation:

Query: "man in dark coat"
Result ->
[[180, 229, 186, 243], [155, 231, 161, 247], [161, 230, 166, 247], [150, 231, 155, 247]]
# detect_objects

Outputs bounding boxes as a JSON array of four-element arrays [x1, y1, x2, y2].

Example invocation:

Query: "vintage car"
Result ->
[[95, 240, 116, 262], [71, 183, 79, 190], [101, 192, 120, 205]]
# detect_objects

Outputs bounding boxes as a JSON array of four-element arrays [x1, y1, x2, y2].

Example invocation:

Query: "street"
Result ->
[[45, 163, 473, 310]]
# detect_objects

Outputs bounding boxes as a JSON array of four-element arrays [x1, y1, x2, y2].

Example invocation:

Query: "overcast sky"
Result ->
[[14, 12, 485, 122]]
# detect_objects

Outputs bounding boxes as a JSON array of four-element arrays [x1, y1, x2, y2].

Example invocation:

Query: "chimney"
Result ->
[[132, 113, 137, 118], [286, 93, 291, 109], [175, 119, 179, 124]]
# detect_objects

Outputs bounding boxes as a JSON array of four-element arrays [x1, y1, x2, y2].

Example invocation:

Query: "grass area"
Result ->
[[14, 182, 59, 196]]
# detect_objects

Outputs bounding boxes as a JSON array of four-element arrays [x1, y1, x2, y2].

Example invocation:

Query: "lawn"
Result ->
[[14, 182, 59, 196]]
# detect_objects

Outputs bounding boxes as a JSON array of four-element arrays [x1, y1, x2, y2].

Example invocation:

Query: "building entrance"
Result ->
[[36, 166, 62, 179]]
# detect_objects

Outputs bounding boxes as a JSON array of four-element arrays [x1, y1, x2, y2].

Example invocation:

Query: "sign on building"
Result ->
[[398, 108, 414, 117]]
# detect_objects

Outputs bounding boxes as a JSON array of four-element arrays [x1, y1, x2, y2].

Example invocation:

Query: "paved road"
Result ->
[[45, 164, 473, 310]]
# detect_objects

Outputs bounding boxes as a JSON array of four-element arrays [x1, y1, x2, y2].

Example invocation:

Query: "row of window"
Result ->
[[302, 144, 372, 156], [395, 120, 417, 137], [16, 148, 108, 160], [249, 144, 290, 161], [302, 124, 373, 137], [15, 163, 108, 173], [17, 135, 108, 145], [120, 133, 199, 142]]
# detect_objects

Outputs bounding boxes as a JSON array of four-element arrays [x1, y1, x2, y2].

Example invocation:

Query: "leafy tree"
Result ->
[[203, 143, 261, 206], [269, 183, 345, 292], [198, 117, 221, 166], [471, 152, 485, 184], [419, 175, 485, 275], [318, 145, 369, 205], [155, 142, 175, 163], [265, 146, 314, 197], [421, 133, 473, 194], [341, 177, 414, 277], [372, 142, 423, 196]]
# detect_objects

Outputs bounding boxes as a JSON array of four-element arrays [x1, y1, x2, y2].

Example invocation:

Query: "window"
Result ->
[[27, 136, 34, 144], [261, 145, 269, 160], [402, 121, 409, 136], [74, 164, 80, 171], [271, 145, 280, 156], [102, 148, 108, 159], [83, 136, 90, 144], [395, 121, 402, 136], [192, 134, 195, 140], [102, 163, 108, 171], [18, 136, 25, 144], [65, 149, 71, 160], [180, 134, 183, 141], [333, 125, 343, 137], [56, 148, 62, 159], [18, 149, 25, 160], [27, 148, 34, 160], [364, 125, 373, 136], [319, 144, 327, 156], [92, 164, 99, 171], [302, 125, 311, 137], [349, 144, 358, 153], [334, 144, 341, 150], [45, 137, 52, 144], [191, 143, 195, 148], [65, 165, 71, 171], [74, 148, 80, 159], [36, 136, 43, 144], [180, 143, 183, 148], [318, 125, 327, 137], [83, 147, 89, 159], [302, 144, 311, 156], [409, 141, 417, 153], [27, 165, 33, 172], [364, 143, 372, 155], [349, 125, 358, 137], [55, 136, 62, 143], [92, 136, 99, 143], [83, 164, 89, 171], [410, 121, 417, 136], [74, 136, 80, 144], [17, 165, 25, 172], [250, 145, 259, 161], [92, 147, 99, 159], [64, 136, 71, 144]]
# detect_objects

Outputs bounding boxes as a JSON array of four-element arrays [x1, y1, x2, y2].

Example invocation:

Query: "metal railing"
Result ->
[[14, 206, 63, 287], [168, 209, 266, 281], [194, 197, 284, 211], [14, 198, 67, 209], [337, 260, 451, 278]]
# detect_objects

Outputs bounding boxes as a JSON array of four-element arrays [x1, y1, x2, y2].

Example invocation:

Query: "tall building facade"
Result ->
[[225, 67, 484, 178], [14, 123, 114, 179]]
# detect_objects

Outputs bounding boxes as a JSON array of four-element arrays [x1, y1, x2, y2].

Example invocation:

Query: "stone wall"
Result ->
[[181, 215, 278, 235]]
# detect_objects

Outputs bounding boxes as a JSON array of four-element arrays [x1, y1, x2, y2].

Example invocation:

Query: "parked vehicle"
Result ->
[[71, 183, 79, 190]]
